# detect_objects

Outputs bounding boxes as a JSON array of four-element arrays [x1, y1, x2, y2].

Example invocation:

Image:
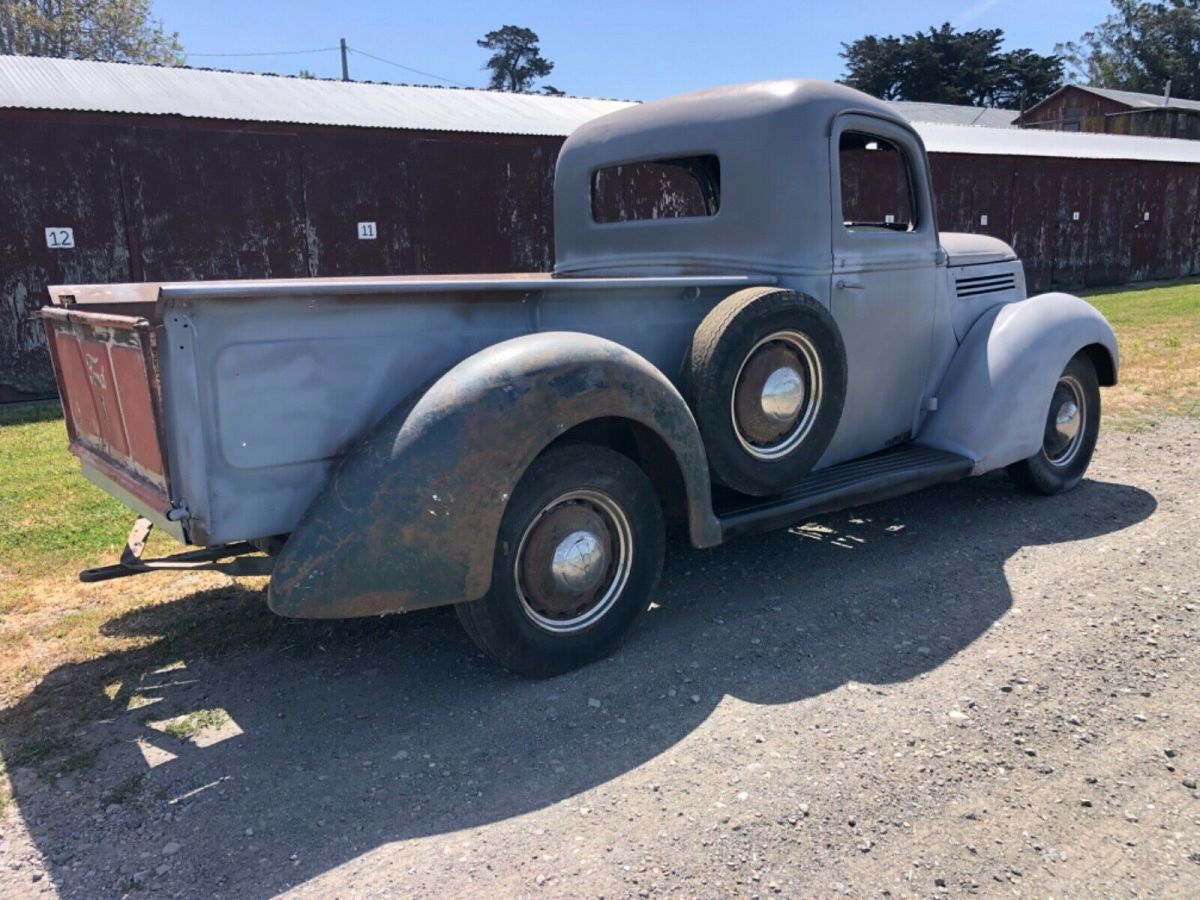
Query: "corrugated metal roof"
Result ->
[[916, 121, 1200, 164], [0, 55, 634, 136], [888, 100, 1016, 128], [1078, 84, 1200, 113], [3, 56, 1199, 164]]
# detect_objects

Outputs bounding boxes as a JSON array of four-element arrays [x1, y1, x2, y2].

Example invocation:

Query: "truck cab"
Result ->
[[554, 80, 1031, 471]]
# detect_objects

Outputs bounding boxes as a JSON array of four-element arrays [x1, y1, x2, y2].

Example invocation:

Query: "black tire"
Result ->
[[1007, 352, 1101, 496], [455, 444, 665, 677], [686, 287, 847, 496]]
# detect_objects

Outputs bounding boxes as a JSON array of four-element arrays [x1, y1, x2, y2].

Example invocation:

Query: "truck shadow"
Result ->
[[0, 474, 1156, 897]]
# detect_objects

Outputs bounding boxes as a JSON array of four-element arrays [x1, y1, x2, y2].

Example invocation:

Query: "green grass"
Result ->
[[1083, 275, 1200, 327], [3, 733, 76, 770], [1081, 277, 1200, 425], [2, 732, 95, 780], [156, 707, 230, 740], [0, 402, 132, 580], [101, 774, 145, 806], [0, 403, 271, 722]]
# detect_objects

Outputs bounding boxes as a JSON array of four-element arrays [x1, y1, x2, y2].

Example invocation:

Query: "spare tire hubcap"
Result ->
[[732, 330, 824, 460], [761, 366, 806, 423]]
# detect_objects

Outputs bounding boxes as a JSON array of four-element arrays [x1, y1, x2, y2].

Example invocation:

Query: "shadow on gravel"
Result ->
[[0, 474, 1156, 896]]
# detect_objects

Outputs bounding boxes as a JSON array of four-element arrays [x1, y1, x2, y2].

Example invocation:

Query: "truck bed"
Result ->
[[44, 273, 770, 547]]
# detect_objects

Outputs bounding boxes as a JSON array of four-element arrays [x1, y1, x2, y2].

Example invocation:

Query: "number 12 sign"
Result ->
[[45, 227, 75, 249]]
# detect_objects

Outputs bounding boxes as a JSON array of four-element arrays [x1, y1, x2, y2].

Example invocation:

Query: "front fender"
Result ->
[[269, 332, 719, 619], [919, 292, 1118, 474]]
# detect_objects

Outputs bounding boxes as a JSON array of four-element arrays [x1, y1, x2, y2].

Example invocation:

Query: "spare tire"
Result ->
[[685, 287, 847, 496]]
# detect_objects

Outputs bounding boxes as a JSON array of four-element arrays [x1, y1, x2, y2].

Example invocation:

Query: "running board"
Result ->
[[716, 445, 974, 540]]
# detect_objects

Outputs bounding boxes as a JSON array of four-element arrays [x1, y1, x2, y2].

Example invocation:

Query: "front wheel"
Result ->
[[1007, 352, 1101, 495], [456, 444, 665, 677]]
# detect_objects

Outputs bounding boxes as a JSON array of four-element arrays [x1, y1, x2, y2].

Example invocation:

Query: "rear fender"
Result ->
[[919, 292, 1118, 474], [269, 332, 719, 618]]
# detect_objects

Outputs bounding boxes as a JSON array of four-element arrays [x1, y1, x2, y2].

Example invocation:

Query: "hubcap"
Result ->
[[761, 366, 807, 423], [551, 530, 606, 593], [731, 330, 824, 460], [514, 489, 633, 634], [1044, 374, 1086, 467]]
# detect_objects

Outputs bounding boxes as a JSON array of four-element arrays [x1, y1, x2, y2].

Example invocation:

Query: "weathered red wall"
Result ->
[[1022, 85, 1131, 131], [927, 152, 1200, 290], [2, 109, 1198, 398], [0, 112, 559, 398], [1021, 84, 1200, 140]]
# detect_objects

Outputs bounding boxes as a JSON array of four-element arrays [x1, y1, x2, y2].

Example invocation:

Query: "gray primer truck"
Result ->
[[43, 80, 1118, 676]]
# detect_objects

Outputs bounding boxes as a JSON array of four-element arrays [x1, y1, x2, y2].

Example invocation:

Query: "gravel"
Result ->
[[1, 417, 1197, 898]]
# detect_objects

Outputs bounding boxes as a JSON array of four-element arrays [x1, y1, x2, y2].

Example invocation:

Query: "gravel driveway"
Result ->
[[1, 418, 1196, 898]]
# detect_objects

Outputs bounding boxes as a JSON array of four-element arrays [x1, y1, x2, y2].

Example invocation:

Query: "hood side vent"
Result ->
[[955, 272, 1017, 298]]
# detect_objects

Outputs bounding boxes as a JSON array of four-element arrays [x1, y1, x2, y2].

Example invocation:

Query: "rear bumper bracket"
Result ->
[[78, 517, 274, 583]]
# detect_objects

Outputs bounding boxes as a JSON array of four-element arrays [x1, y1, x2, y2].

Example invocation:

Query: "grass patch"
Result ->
[[0, 402, 140, 583], [4, 734, 76, 771], [2, 732, 95, 780], [0, 402, 274, 717], [154, 707, 230, 741], [1082, 277, 1200, 427], [101, 774, 144, 806]]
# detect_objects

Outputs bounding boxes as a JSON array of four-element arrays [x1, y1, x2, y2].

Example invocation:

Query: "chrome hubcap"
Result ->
[[515, 489, 633, 634], [1044, 374, 1086, 467], [550, 530, 606, 593], [760, 366, 806, 423], [731, 330, 824, 461]]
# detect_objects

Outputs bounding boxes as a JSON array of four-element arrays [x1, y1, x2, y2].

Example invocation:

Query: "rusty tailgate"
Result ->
[[41, 306, 181, 538]]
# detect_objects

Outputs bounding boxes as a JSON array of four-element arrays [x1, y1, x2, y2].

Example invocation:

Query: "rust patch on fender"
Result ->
[[269, 332, 718, 620]]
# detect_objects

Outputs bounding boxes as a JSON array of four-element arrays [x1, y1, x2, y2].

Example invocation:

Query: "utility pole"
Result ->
[[340, 38, 349, 81]]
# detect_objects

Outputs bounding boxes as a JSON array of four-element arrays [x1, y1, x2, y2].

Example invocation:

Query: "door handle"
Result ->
[[836, 279, 865, 291]]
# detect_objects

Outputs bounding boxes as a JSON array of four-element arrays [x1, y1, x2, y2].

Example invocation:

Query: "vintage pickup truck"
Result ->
[[43, 79, 1117, 676]]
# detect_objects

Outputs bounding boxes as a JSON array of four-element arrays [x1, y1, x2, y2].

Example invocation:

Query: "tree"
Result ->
[[298, 68, 317, 79], [477, 25, 554, 93], [998, 47, 1067, 109], [0, 0, 183, 64], [1058, 1, 1200, 101], [840, 22, 1063, 108]]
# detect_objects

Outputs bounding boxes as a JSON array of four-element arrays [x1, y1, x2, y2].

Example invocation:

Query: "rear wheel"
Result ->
[[1007, 353, 1101, 495], [456, 444, 665, 677]]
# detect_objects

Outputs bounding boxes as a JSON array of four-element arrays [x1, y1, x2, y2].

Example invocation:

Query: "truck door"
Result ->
[[824, 113, 940, 465]]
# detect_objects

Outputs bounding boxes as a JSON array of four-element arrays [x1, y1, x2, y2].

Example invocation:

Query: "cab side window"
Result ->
[[839, 132, 918, 232]]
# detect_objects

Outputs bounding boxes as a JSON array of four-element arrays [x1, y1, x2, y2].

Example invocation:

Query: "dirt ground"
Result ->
[[0, 417, 1197, 898]]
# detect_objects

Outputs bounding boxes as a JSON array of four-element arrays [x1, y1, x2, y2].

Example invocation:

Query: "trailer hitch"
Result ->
[[79, 517, 275, 583]]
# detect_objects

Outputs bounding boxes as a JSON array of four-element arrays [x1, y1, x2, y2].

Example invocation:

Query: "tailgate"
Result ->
[[41, 307, 180, 537]]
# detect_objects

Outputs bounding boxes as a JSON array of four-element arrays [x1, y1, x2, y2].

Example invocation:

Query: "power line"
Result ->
[[348, 46, 472, 88], [187, 47, 339, 59], [183, 42, 473, 88]]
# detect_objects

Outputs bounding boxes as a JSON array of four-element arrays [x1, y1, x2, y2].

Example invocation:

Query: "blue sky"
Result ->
[[157, 0, 1112, 101]]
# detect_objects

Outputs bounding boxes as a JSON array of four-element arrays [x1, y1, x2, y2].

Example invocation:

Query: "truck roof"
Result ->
[[553, 79, 915, 277]]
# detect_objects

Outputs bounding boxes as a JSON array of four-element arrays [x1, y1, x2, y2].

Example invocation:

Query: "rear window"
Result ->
[[591, 155, 720, 224]]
